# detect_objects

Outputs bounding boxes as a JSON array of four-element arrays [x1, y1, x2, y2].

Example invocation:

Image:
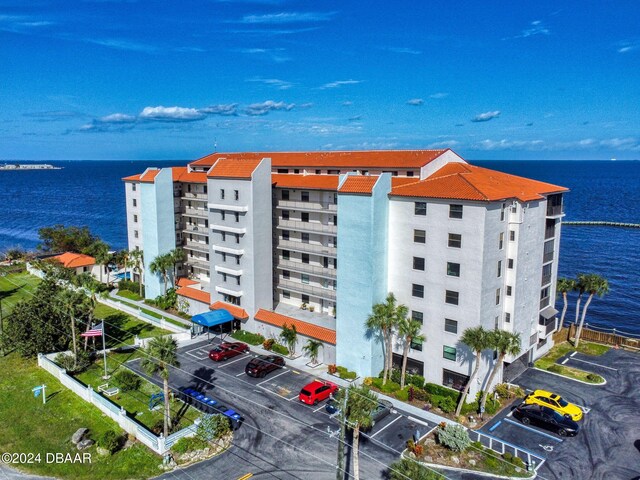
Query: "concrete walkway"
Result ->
[[107, 288, 192, 328]]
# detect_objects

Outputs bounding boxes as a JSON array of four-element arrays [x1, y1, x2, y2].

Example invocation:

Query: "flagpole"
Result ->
[[102, 322, 108, 379]]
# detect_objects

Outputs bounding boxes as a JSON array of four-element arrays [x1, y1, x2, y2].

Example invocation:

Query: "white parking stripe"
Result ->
[[217, 355, 251, 368], [369, 415, 402, 438], [569, 357, 618, 371], [257, 369, 289, 386], [236, 371, 245, 377], [313, 404, 326, 413], [561, 358, 569, 365], [503, 418, 563, 442], [407, 415, 431, 427]]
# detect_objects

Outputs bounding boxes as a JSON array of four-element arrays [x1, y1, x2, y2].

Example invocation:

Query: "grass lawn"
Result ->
[[0, 353, 162, 480], [109, 296, 190, 330], [117, 289, 143, 302], [534, 340, 609, 383], [74, 355, 201, 434], [93, 303, 171, 348], [0, 271, 41, 317]]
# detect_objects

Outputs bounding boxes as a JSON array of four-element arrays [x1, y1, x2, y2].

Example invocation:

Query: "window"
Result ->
[[447, 262, 460, 277], [412, 284, 424, 298], [220, 189, 225, 200], [282, 210, 290, 220], [294, 169, 300, 174], [499, 232, 504, 250], [283, 290, 290, 299], [234, 212, 239, 223], [301, 274, 310, 284], [234, 190, 239, 201], [221, 231, 226, 241], [203, 186, 207, 194], [278, 169, 288, 174], [222, 273, 227, 282], [507, 286, 512, 296], [315, 169, 321, 174], [235, 233, 240, 244], [132, 183, 136, 191], [301, 191, 309, 202], [328, 169, 339, 175], [410, 338, 423, 351], [445, 318, 458, 334], [495, 315, 500, 329], [221, 211, 226, 221], [508, 258, 514, 269], [282, 230, 290, 241], [505, 312, 511, 323], [282, 190, 289, 201], [132, 199, 137, 207], [236, 255, 240, 265], [496, 288, 501, 305], [448, 233, 461, 248], [497, 260, 502, 278], [414, 202, 426, 216], [411, 311, 423, 324], [510, 230, 516, 241], [407, 171, 414, 177], [236, 276, 241, 286], [283, 270, 290, 279], [301, 232, 310, 243], [413, 257, 425, 271], [501, 203, 506, 221], [302, 254, 310, 264], [449, 204, 463, 219], [445, 290, 459, 305], [323, 257, 329, 268], [301, 212, 309, 222], [414, 229, 426, 244], [443, 369, 469, 391], [282, 250, 290, 260], [302, 294, 310, 303], [443, 346, 457, 361], [133, 214, 138, 223], [222, 252, 227, 262], [134, 230, 139, 239]]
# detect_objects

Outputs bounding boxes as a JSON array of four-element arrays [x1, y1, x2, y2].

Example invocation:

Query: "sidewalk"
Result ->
[[107, 288, 192, 328]]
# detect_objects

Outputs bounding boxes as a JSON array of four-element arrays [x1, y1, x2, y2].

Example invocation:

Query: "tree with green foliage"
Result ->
[[365, 293, 401, 385], [556, 277, 576, 332], [389, 458, 441, 480], [59, 289, 88, 369], [342, 385, 379, 480], [279, 323, 298, 356], [196, 414, 231, 442], [302, 339, 323, 365], [86, 240, 111, 284], [149, 253, 173, 295], [480, 330, 521, 412], [574, 273, 609, 348], [398, 316, 425, 389], [140, 336, 180, 438], [37, 224, 98, 253], [455, 326, 490, 416], [129, 249, 144, 296], [77, 274, 103, 350], [168, 248, 184, 284]]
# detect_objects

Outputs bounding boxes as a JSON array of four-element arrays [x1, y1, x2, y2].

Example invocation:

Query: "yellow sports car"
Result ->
[[524, 390, 583, 421]]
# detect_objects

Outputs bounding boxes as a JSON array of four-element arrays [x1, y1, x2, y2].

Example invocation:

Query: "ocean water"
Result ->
[[0, 159, 638, 335]]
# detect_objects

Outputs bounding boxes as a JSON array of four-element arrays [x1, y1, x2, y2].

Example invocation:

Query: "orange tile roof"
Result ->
[[207, 158, 263, 179], [254, 309, 336, 345], [391, 163, 568, 202], [139, 169, 161, 183], [338, 175, 379, 194], [210, 301, 249, 319], [176, 286, 211, 304], [49, 252, 95, 268], [172, 167, 207, 183], [122, 173, 141, 182], [391, 177, 420, 188], [191, 149, 449, 169], [272, 174, 339, 191], [176, 277, 199, 288]]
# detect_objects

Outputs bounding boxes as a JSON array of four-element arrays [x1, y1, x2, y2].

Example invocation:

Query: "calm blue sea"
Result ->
[[0, 159, 638, 335]]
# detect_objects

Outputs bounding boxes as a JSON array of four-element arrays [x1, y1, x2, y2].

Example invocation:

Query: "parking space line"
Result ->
[[569, 357, 618, 371], [570, 351, 577, 357], [217, 355, 251, 368], [561, 358, 569, 365], [313, 404, 326, 413], [236, 372, 246, 377], [489, 421, 502, 432], [407, 415, 431, 427], [503, 418, 563, 442], [287, 395, 299, 401], [186, 351, 207, 360], [256, 370, 289, 386], [369, 415, 402, 439]]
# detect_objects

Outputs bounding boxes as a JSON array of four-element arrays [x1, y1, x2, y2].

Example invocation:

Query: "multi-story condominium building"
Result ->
[[123, 149, 566, 396]]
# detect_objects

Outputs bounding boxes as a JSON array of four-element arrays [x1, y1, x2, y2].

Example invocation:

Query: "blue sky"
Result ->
[[1, 1, 639, 160]]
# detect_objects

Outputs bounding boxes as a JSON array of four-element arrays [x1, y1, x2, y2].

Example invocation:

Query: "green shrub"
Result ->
[[424, 383, 459, 401], [438, 396, 456, 413], [548, 364, 563, 373], [97, 430, 120, 454], [483, 454, 501, 470], [460, 400, 479, 415], [494, 383, 513, 399], [154, 288, 177, 310], [54, 351, 91, 373], [485, 398, 500, 415], [118, 279, 144, 296], [512, 456, 525, 468], [413, 388, 430, 402], [171, 436, 209, 454], [436, 424, 470, 452], [196, 414, 231, 442], [395, 388, 409, 401], [380, 381, 401, 394], [336, 366, 357, 380], [586, 373, 601, 382], [407, 374, 426, 388], [262, 338, 275, 350], [114, 369, 141, 392], [231, 330, 265, 346], [503, 451, 513, 462], [271, 343, 289, 356], [371, 377, 383, 389]]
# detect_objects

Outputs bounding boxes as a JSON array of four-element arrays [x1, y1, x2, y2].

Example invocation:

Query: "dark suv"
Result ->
[[245, 354, 285, 378]]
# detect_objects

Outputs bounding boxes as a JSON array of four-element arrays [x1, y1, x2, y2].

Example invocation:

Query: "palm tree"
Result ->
[[365, 293, 400, 385], [116, 249, 130, 282], [480, 330, 522, 412], [344, 385, 378, 480], [279, 323, 298, 356], [455, 326, 490, 416], [573, 275, 586, 325], [302, 339, 323, 365], [574, 273, 609, 348], [78, 274, 101, 350], [88, 240, 111, 285], [60, 289, 84, 368], [129, 249, 144, 296], [398, 317, 425, 389], [140, 336, 180, 438], [556, 277, 576, 332], [149, 253, 173, 295], [168, 247, 185, 287]]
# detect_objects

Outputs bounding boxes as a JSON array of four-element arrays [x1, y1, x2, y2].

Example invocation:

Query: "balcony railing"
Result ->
[[538, 317, 557, 336], [183, 224, 209, 235], [277, 278, 336, 301], [546, 204, 564, 217], [276, 200, 338, 213], [277, 219, 337, 235], [184, 241, 210, 254], [278, 259, 337, 279], [181, 192, 208, 201], [183, 207, 209, 219], [278, 239, 337, 257], [185, 256, 210, 268]]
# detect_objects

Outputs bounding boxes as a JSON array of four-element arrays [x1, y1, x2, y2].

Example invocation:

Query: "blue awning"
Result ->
[[191, 309, 233, 327]]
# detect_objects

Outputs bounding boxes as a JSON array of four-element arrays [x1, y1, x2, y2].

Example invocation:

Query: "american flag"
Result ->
[[81, 322, 104, 337]]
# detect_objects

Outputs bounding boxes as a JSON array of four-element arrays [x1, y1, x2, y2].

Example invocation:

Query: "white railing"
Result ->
[[99, 297, 190, 335]]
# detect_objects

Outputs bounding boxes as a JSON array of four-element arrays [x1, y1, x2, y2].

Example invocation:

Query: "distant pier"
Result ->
[[564, 221, 640, 228]]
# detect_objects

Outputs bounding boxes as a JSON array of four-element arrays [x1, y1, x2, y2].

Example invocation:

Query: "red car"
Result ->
[[208, 342, 249, 361], [299, 380, 339, 405]]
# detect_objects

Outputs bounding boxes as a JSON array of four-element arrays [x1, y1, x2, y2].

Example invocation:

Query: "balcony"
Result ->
[[208, 202, 249, 213], [185, 256, 210, 269], [181, 192, 208, 201], [546, 204, 564, 218], [210, 224, 246, 235], [183, 207, 209, 219], [215, 285, 244, 297], [277, 278, 336, 301], [184, 240, 209, 254], [276, 199, 338, 213], [278, 259, 337, 279], [278, 239, 337, 257], [277, 219, 337, 235], [212, 244, 244, 255], [538, 317, 557, 337], [182, 224, 209, 236]]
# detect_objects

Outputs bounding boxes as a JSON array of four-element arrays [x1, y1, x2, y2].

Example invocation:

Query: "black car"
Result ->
[[513, 403, 580, 437], [245, 354, 285, 378], [371, 399, 393, 425]]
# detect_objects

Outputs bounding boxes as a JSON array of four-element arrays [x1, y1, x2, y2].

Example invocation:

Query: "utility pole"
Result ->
[[336, 387, 349, 480]]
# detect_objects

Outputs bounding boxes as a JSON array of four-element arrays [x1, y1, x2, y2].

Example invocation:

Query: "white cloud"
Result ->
[[406, 98, 424, 106], [472, 111, 501, 122], [429, 92, 448, 99], [515, 20, 550, 38], [385, 47, 421, 55], [617, 41, 639, 53], [342, 101, 353, 106], [246, 77, 294, 90], [245, 100, 295, 116], [320, 79, 362, 89], [240, 12, 334, 24], [100, 113, 136, 123], [85, 38, 159, 53], [427, 140, 460, 149], [200, 104, 238, 116], [474, 139, 545, 150], [139, 106, 205, 121]]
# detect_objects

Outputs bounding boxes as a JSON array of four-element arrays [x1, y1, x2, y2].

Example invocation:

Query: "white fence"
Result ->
[[99, 297, 191, 338], [38, 353, 197, 454]]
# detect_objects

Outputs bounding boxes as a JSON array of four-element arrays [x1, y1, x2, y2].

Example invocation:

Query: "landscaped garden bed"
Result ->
[[534, 340, 608, 383], [231, 329, 265, 345]]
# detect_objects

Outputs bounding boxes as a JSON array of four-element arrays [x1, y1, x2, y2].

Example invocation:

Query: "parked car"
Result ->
[[325, 398, 340, 415], [245, 354, 285, 378], [208, 342, 249, 361], [371, 399, 393, 425], [513, 403, 580, 436], [299, 380, 339, 405], [524, 389, 583, 421]]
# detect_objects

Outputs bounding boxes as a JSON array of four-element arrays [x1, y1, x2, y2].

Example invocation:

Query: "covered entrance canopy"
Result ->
[[192, 309, 233, 328]]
